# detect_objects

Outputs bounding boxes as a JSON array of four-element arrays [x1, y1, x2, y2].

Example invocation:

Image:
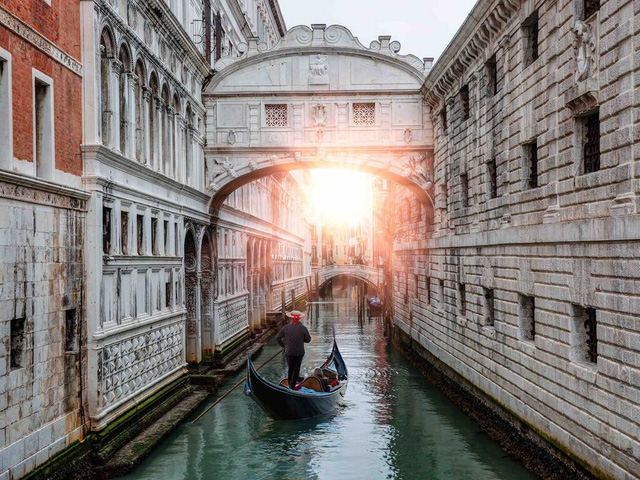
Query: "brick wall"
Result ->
[[0, 0, 82, 176], [393, 0, 640, 478]]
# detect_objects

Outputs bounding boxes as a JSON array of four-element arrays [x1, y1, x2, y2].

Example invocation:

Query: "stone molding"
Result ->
[[0, 8, 83, 76], [212, 24, 430, 77], [0, 169, 89, 210], [423, 0, 522, 107]]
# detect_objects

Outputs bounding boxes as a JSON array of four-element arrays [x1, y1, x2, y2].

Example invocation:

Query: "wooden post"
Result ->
[[281, 290, 286, 323], [291, 289, 296, 311]]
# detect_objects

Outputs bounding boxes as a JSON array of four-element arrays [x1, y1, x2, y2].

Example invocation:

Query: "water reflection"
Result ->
[[116, 279, 537, 480]]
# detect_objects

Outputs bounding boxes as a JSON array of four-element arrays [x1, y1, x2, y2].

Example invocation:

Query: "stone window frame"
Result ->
[[485, 54, 498, 98], [0, 47, 13, 170], [263, 103, 289, 127], [522, 140, 539, 190], [351, 102, 377, 127], [570, 304, 599, 367], [102, 200, 116, 256], [518, 294, 536, 342], [522, 9, 540, 69], [32, 68, 55, 181]]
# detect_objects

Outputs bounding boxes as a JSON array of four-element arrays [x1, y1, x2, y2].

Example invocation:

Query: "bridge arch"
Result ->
[[202, 24, 435, 215]]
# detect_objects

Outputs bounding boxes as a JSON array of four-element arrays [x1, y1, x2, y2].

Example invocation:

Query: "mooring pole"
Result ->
[[281, 290, 286, 324], [291, 289, 295, 311]]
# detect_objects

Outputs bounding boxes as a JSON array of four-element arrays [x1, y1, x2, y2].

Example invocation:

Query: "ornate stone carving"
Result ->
[[248, 161, 258, 171], [404, 153, 434, 190], [309, 54, 329, 85], [403, 128, 413, 144], [227, 130, 237, 145], [293, 151, 302, 162], [219, 298, 248, 342], [316, 129, 324, 142], [312, 103, 327, 126], [573, 20, 596, 82], [97, 323, 183, 409]]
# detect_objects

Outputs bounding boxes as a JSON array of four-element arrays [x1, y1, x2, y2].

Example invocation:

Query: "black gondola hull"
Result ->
[[245, 341, 348, 421]]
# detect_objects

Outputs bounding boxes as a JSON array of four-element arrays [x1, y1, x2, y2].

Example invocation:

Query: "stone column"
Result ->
[[126, 72, 137, 159], [110, 59, 123, 152], [154, 96, 164, 171], [178, 117, 186, 182], [166, 106, 175, 178], [142, 86, 151, 166]]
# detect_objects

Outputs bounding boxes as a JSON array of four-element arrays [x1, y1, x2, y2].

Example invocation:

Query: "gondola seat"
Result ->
[[278, 377, 325, 392]]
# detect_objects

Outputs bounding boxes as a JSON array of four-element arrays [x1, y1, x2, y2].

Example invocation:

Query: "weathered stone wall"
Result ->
[[0, 175, 86, 479], [393, 0, 640, 479]]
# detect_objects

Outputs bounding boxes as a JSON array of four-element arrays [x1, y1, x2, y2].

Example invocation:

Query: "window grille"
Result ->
[[486, 56, 497, 96], [484, 288, 495, 326], [353, 103, 375, 126], [584, 0, 600, 19], [459, 283, 466, 315], [265, 104, 288, 127], [487, 159, 497, 198], [583, 111, 600, 173], [460, 173, 469, 208], [523, 11, 539, 67], [526, 141, 538, 189], [460, 85, 470, 121], [441, 105, 448, 133], [103, 207, 112, 254], [584, 308, 598, 363], [10, 317, 26, 369]]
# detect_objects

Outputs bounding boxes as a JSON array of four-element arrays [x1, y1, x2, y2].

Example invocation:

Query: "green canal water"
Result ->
[[116, 281, 537, 480]]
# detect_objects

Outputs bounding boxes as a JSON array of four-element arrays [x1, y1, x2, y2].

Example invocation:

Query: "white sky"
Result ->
[[277, 0, 479, 61]]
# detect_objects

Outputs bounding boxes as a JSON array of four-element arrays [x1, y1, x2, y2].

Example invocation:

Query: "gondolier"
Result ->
[[276, 310, 311, 390]]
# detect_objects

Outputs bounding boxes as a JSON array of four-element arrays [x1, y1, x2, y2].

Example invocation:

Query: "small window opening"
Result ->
[[151, 217, 158, 255], [165, 281, 172, 309], [426, 276, 431, 305], [164, 220, 169, 254], [582, 110, 600, 174], [120, 211, 129, 255], [10, 317, 26, 369], [519, 295, 536, 341], [572, 305, 598, 363], [487, 159, 498, 199], [458, 283, 466, 315], [460, 85, 470, 121], [460, 173, 469, 208], [525, 141, 538, 189], [484, 288, 495, 326], [584, 0, 600, 19], [137, 214, 144, 255], [441, 105, 448, 134], [523, 11, 539, 67], [102, 206, 112, 254], [486, 55, 497, 96]]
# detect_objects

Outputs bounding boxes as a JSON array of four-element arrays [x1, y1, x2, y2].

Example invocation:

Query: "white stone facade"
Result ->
[[393, 1, 640, 479]]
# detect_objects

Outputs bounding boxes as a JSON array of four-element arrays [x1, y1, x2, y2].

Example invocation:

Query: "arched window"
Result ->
[[184, 103, 193, 184], [118, 44, 131, 155], [134, 60, 146, 163], [148, 73, 159, 169], [172, 94, 180, 178], [99, 28, 115, 146], [161, 84, 170, 175]]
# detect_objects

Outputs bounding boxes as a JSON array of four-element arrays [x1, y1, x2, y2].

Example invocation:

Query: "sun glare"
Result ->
[[308, 169, 373, 226]]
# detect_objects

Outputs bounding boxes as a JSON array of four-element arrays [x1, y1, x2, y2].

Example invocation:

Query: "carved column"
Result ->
[[110, 59, 123, 152], [125, 72, 137, 158], [166, 106, 175, 178], [178, 117, 186, 182], [154, 96, 163, 171], [142, 86, 151, 165]]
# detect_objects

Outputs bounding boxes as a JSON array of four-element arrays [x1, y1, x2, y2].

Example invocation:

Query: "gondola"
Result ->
[[244, 340, 348, 420]]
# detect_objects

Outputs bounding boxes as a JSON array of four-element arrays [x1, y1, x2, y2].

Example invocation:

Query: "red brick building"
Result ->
[[0, 1, 87, 478]]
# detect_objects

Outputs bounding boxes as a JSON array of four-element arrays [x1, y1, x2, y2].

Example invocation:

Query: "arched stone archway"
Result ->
[[203, 24, 435, 216], [200, 233, 214, 361], [183, 229, 199, 364]]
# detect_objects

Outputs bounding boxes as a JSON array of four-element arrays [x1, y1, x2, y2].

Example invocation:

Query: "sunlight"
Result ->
[[308, 169, 373, 226]]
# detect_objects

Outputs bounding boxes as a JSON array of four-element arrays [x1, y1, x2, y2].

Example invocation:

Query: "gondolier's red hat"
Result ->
[[286, 310, 305, 324]]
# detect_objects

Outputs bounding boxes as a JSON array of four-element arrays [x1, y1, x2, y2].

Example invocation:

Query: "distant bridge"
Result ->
[[312, 264, 383, 290]]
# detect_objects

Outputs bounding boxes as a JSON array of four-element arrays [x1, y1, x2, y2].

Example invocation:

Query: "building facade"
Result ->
[[393, 0, 640, 479], [0, 1, 88, 478]]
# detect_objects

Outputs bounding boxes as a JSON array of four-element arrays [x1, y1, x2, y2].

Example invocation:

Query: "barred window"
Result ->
[[460, 85, 470, 121], [584, 0, 599, 19], [583, 111, 600, 174], [486, 55, 497, 96], [353, 103, 375, 126], [525, 141, 538, 189], [523, 10, 539, 67], [265, 104, 288, 127], [487, 159, 497, 199]]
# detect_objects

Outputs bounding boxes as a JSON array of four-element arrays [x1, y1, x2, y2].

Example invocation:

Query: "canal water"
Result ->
[[117, 280, 537, 480]]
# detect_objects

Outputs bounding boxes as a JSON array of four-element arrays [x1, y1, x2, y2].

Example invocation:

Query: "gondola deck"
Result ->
[[244, 340, 348, 420]]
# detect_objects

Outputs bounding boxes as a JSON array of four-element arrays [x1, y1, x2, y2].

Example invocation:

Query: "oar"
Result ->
[[191, 349, 284, 424]]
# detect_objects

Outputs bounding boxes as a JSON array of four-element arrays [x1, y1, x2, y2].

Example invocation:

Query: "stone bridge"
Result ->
[[312, 264, 383, 290]]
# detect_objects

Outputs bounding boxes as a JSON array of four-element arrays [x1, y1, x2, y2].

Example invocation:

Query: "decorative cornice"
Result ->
[[0, 169, 89, 210], [423, 0, 522, 107], [0, 8, 82, 76]]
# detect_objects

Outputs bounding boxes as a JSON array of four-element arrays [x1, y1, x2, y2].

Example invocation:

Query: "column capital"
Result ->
[[111, 59, 124, 76]]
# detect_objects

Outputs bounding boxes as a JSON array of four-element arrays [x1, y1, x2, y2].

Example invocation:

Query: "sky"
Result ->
[[277, 0, 479, 61]]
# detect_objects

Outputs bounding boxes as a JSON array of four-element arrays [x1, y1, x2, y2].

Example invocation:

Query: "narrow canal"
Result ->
[[117, 279, 537, 480]]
